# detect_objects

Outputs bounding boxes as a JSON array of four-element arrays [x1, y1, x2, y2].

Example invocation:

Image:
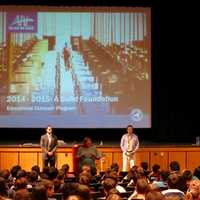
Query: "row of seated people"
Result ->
[[80, 38, 148, 114], [11, 36, 38, 72], [1, 160, 200, 200]]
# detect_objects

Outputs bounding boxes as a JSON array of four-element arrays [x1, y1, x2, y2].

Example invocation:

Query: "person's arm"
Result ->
[[40, 135, 47, 153], [133, 135, 139, 152], [120, 135, 126, 152], [76, 146, 84, 159], [92, 146, 102, 160], [50, 135, 57, 153]]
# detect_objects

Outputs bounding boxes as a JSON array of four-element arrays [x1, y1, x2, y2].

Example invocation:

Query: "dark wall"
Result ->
[[0, 0, 198, 145]]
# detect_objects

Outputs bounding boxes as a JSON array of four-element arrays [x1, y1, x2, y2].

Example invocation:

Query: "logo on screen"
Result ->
[[130, 108, 143, 122], [7, 12, 37, 33]]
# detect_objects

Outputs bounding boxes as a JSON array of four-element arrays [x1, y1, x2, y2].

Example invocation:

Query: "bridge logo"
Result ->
[[7, 12, 37, 33]]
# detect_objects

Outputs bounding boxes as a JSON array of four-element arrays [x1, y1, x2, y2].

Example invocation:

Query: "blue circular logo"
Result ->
[[130, 108, 143, 122]]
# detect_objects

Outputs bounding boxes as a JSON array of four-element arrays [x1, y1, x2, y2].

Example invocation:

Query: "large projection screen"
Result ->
[[0, 6, 151, 128]]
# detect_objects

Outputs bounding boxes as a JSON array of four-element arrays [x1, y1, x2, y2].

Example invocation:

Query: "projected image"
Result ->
[[0, 7, 151, 128]]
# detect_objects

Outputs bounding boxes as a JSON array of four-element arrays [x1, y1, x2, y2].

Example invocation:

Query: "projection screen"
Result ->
[[0, 6, 151, 128]]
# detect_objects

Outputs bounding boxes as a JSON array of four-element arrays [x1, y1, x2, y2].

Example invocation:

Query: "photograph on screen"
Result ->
[[0, 7, 151, 128]]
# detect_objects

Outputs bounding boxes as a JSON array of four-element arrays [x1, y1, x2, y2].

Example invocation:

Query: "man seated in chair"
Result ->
[[76, 137, 102, 175]]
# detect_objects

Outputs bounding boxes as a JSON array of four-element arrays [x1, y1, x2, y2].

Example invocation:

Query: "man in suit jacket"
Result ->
[[40, 125, 57, 168]]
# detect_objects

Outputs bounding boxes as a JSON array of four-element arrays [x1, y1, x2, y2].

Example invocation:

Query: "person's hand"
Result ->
[[48, 152, 53, 156], [91, 153, 97, 159], [80, 153, 85, 158]]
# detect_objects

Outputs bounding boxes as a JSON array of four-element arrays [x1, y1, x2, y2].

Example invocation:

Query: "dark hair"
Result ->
[[61, 164, 70, 174], [169, 161, 180, 171], [0, 177, 8, 196], [31, 184, 48, 200], [145, 190, 164, 200], [31, 165, 40, 174], [168, 173, 186, 191], [16, 169, 27, 179], [15, 190, 31, 200], [136, 178, 150, 194], [141, 161, 149, 171], [10, 165, 22, 178], [47, 124, 52, 128], [160, 170, 170, 181], [15, 177, 28, 190], [126, 124, 134, 129], [152, 164, 160, 173], [110, 163, 119, 173], [48, 167, 58, 180], [29, 170, 38, 182], [182, 170, 193, 181], [193, 166, 200, 179]]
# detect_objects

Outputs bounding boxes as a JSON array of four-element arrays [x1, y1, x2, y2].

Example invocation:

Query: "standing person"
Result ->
[[40, 125, 58, 168], [63, 43, 71, 69], [76, 137, 102, 174], [120, 125, 139, 172]]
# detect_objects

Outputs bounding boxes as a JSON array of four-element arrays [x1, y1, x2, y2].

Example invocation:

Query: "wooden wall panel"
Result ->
[[0, 146, 200, 173], [169, 152, 186, 170], [187, 152, 200, 171], [136, 151, 150, 167], [0, 152, 18, 170], [96, 152, 113, 172], [150, 151, 168, 170], [19, 152, 38, 171], [56, 152, 73, 171]]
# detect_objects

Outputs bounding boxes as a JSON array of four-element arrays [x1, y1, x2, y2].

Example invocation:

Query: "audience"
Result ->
[[0, 160, 199, 200]]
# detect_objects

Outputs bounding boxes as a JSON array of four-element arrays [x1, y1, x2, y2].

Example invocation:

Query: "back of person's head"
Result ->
[[29, 170, 38, 183], [165, 194, 185, 200], [14, 190, 31, 200], [61, 164, 70, 174], [169, 161, 180, 172], [0, 177, 8, 197], [102, 177, 117, 193], [65, 194, 82, 200], [0, 169, 10, 180], [10, 165, 22, 178], [48, 167, 58, 180], [193, 166, 200, 179], [137, 167, 146, 179], [152, 164, 160, 174], [110, 163, 119, 173], [31, 184, 48, 200], [40, 166, 50, 179], [168, 173, 186, 191], [160, 170, 170, 182], [145, 190, 164, 200], [76, 184, 91, 200], [136, 178, 150, 194], [15, 177, 28, 190], [106, 193, 122, 200], [31, 165, 40, 174], [57, 169, 65, 180], [107, 171, 118, 182], [16, 169, 27, 179], [79, 174, 90, 185], [62, 182, 79, 199], [182, 170, 193, 182], [141, 161, 149, 171]]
